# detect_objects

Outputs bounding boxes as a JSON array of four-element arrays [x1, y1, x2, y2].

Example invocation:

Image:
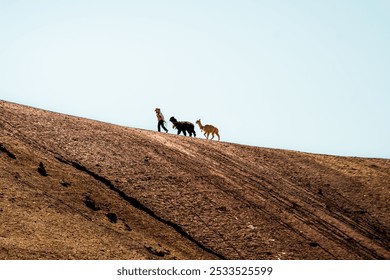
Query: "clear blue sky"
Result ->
[[1, 0, 389, 158]]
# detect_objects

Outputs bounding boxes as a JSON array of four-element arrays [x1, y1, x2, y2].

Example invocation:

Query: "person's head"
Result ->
[[155, 108, 160, 113]]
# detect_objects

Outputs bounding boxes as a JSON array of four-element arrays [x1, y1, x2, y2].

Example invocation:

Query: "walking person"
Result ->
[[155, 108, 168, 133]]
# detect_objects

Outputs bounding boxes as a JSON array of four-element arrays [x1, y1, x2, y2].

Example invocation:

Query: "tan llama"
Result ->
[[196, 119, 220, 141]]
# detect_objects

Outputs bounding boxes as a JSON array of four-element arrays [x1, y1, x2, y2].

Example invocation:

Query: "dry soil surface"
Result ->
[[0, 100, 389, 259]]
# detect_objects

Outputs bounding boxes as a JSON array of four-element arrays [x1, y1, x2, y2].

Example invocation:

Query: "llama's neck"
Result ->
[[197, 121, 204, 130]]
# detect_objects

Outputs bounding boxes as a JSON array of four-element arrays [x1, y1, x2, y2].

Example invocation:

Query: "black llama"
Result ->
[[169, 117, 196, 137]]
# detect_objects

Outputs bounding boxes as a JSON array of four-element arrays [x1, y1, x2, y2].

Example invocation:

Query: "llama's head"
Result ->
[[169, 116, 177, 123], [196, 119, 201, 125]]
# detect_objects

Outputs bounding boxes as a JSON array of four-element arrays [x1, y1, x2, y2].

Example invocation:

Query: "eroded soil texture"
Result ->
[[1, 100, 389, 259]]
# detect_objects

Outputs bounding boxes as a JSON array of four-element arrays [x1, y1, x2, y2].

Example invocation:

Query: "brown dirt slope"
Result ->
[[0, 100, 389, 259]]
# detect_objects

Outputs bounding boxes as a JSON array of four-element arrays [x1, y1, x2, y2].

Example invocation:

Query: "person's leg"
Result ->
[[161, 121, 168, 132]]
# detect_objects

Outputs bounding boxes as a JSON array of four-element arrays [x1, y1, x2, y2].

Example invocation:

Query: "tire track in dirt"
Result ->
[[147, 136, 321, 258], [192, 143, 389, 259], [253, 152, 390, 254], [156, 137, 386, 259]]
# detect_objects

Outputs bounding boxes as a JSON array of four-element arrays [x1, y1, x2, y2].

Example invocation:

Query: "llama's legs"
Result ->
[[216, 132, 220, 141]]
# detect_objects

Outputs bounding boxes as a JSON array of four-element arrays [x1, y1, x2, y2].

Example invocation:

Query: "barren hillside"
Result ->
[[1, 100, 389, 259]]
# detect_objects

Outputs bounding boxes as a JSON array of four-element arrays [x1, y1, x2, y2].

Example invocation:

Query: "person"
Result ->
[[155, 108, 168, 133]]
